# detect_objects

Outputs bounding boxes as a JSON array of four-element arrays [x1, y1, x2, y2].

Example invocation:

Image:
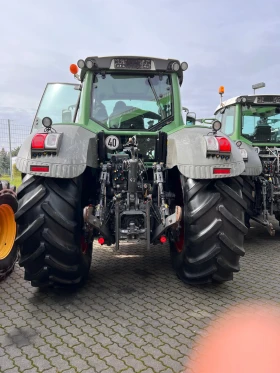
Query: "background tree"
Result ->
[[0, 148, 10, 174], [11, 146, 20, 157]]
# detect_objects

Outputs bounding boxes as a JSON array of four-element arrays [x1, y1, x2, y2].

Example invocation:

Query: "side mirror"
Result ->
[[186, 112, 196, 125], [62, 104, 76, 123], [62, 110, 72, 123]]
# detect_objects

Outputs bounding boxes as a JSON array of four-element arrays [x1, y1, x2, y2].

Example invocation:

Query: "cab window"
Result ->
[[218, 105, 235, 135]]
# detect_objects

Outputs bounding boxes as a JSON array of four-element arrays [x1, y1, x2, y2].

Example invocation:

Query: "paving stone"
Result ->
[[14, 355, 35, 370], [122, 356, 146, 371], [86, 355, 109, 372], [3, 367, 21, 373], [49, 355, 71, 371], [68, 355, 90, 371], [160, 355, 185, 372], [142, 355, 167, 372], [104, 355, 128, 371], [31, 355, 52, 371], [0, 355, 14, 371]]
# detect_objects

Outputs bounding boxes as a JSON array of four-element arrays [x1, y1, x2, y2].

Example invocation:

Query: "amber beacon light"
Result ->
[[70, 64, 79, 75]]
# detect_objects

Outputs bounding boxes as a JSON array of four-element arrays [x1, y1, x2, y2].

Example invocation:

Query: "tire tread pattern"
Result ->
[[16, 175, 92, 288], [171, 177, 247, 284]]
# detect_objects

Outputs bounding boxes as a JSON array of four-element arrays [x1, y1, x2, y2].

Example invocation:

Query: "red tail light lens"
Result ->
[[216, 137, 231, 153], [159, 235, 167, 244], [30, 166, 49, 172], [213, 168, 231, 174], [31, 134, 48, 149], [98, 237, 105, 245]]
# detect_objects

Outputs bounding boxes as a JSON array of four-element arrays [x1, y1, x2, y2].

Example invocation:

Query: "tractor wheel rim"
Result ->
[[0, 204, 16, 260]]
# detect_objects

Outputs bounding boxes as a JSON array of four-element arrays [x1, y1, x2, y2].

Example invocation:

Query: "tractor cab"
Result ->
[[33, 56, 189, 134], [214, 87, 280, 146]]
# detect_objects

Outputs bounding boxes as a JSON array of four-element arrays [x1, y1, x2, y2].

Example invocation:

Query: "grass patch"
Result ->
[[1, 174, 22, 188]]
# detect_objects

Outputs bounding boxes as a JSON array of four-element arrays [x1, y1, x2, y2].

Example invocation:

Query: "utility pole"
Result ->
[[8, 119, 12, 181]]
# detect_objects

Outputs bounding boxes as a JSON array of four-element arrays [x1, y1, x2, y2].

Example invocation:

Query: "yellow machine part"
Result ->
[[0, 204, 16, 260]]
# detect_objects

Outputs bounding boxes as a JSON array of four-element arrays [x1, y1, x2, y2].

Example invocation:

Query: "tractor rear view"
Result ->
[[14, 56, 247, 289], [214, 86, 280, 234], [0, 180, 18, 281]]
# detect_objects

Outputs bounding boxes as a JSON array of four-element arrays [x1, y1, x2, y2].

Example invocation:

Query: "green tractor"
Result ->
[[15, 56, 247, 288], [214, 85, 280, 235]]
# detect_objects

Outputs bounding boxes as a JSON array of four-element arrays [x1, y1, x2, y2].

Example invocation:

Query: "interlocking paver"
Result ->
[[32, 355, 52, 371], [122, 355, 146, 371], [68, 355, 91, 371], [1, 221, 280, 372], [49, 355, 71, 371], [0, 355, 14, 370], [142, 355, 167, 371], [160, 355, 187, 372], [3, 368, 21, 373], [86, 355, 109, 372]]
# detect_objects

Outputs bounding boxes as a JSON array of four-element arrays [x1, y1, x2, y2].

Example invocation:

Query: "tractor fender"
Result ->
[[16, 125, 98, 178], [166, 127, 245, 179], [239, 142, 262, 176]]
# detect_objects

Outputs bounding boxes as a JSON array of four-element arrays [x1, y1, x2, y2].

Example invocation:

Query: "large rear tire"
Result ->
[[0, 180, 18, 281], [15, 174, 92, 288], [241, 176, 255, 228], [170, 176, 248, 284]]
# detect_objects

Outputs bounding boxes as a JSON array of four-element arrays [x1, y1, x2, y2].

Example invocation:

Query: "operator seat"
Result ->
[[109, 101, 127, 128], [92, 102, 108, 124], [109, 101, 145, 129], [252, 125, 272, 142]]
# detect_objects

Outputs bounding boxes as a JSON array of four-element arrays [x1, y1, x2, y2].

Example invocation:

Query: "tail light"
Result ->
[[159, 235, 167, 244], [30, 166, 49, 172], [31, 134, 48, 149], [98, 237, 105, 245], [216, 137, 231, 153], [204, 136, 219, 152], [31, 133, 62, 151], [204, 135, 231, 155], [213, 168, 231, 174]]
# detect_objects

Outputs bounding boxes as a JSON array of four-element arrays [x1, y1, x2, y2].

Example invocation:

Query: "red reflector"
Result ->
[[216, 137, 231, 152], [30, 166, 49, 172], [31, 133, 48, 149], [159, 235, 167, 244], [213, 168, 231, 174], [98, 237, 105, 245]]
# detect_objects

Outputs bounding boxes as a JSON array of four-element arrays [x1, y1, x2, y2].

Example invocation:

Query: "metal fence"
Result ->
[[0, 119, 31, 179]]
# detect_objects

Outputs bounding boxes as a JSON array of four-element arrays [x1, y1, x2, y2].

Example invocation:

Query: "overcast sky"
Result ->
[[1, 0, 280, 132]]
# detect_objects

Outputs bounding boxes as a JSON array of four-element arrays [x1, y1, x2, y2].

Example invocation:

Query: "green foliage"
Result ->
[[0, 148, 10, 174], [13, 163, 21, 178], [11, 146, 20, 157], [1, 174, 22, 188]]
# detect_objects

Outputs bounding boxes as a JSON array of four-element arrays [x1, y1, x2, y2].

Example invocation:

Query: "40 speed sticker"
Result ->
[[105, 135, 119, 150]]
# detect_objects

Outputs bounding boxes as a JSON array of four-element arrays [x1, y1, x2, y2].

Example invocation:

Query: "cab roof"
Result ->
[[215, 94, 280, 114], [79, 55, 186, 84]]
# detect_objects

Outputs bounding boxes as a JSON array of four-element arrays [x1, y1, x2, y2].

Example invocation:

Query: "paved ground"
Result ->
[[1, 220, 280, 373]]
